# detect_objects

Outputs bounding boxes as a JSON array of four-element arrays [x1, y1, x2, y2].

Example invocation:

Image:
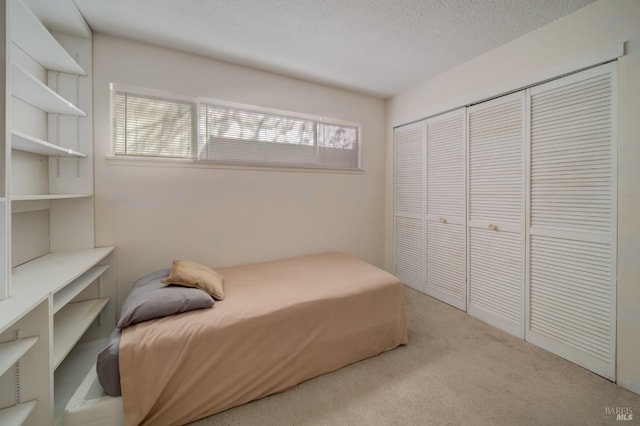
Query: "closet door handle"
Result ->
[[488, 224, 497, 231], [440, 217, 447, 224]]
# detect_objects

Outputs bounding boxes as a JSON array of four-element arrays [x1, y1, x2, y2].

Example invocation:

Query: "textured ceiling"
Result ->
[[74, 0, 596, 98]]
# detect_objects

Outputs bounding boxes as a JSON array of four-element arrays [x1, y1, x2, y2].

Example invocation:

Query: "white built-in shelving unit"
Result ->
[[0, 1, 116, 424]]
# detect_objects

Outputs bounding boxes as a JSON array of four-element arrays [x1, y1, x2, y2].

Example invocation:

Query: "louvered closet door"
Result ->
[[527, 63, 616, 379], [425, 109, 466, 310], [468, 92, 526, 337], [394, 121, 426, 292]]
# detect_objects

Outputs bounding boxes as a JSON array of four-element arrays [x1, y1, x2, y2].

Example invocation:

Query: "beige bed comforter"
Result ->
[[120, 252, 408, 425]]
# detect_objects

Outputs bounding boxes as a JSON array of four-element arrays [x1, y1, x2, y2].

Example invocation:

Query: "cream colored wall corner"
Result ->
[[92, 35, 386, 315], [385, 0, 640, 393], [616, 36, 640, 395]]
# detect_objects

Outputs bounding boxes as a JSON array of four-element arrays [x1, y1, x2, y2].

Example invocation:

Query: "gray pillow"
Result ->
[[96, 327, 122, 396], [117, 268, 214, 329]]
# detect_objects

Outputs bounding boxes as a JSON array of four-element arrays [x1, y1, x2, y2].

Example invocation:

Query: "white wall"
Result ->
[[92, 35, 386, 311], [385, 0, 640, 393]]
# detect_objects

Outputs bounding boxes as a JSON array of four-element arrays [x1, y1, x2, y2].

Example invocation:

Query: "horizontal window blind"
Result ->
[[114, 92, 194, 158], [198, 103, 360, 169], [112, 86, 360, 170]]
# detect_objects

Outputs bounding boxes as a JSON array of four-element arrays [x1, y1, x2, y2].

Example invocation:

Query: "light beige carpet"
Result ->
[[190, 286, 640, 425]]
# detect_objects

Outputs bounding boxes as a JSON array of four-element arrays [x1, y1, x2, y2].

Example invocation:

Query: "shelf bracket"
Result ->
[[13, 330, 22, 405], [75, 58, 81, 152], [74, 54, 80, 107], [54, 71, 61, 145], [98, 276, 103, 326]]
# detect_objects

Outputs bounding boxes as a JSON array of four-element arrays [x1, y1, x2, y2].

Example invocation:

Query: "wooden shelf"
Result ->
[[0, 400, 37, 425], [1, 247, 114, 335], [53, 265, 109, 314], [11, 0, 86, 75], [12, 63, 86, 116], [11, 130, 87, 157], [0, 337, 38, 377], [53, 298, 109, 370], [11, 194, 91, 201]]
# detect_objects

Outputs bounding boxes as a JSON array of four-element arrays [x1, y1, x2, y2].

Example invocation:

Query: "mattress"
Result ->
[[64, 365, 124, 426], [120, 252, 408, 425]]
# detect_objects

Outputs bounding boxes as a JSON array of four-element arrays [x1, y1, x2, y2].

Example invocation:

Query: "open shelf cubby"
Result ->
[[10, 0, 86, 75], [53, 298, 110, 370], [12, 63, 85, 116], [0, 336, 38, 377], [11, 130, 87, 158], [0, 400, 38, 425]]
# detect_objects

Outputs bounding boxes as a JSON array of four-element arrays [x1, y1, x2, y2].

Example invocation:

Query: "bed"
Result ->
[[70, 252, 408, 426]]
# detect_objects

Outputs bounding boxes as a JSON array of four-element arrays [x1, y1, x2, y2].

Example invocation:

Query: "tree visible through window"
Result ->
[[113, 86, 361, 170], [114, 92, 194, 158], [198, 103, 360, 169], [199, 106, 315, 146]]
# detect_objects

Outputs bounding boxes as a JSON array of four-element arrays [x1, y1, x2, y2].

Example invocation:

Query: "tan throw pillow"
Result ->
[[161, 260, 225, 300]]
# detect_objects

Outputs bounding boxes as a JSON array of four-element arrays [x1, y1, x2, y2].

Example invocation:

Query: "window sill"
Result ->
[[104, 156, 364, 174]]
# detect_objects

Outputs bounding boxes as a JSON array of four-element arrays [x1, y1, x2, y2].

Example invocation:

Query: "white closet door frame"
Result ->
[[525, 62, 617, 380], [393, 121, 427, 292], [467, 91, 527, 338], [425, 108, 467, 310]]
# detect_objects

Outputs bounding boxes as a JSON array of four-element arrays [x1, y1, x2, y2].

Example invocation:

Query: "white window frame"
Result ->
[[110, 83, 197, 159], [109, 84, 363, 172]]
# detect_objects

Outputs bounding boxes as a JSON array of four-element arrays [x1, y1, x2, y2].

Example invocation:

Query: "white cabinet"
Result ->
[[393, 121, 426, 292], [467, 91, 526, 338], [0, 1, 115, 424], [425, 109, 466, 310], [526, 62, 617, 380], [393, 63, 618, 380], [393, 109, 467, 310]]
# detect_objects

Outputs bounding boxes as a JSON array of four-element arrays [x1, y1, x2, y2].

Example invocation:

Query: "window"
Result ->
[[197, 103, 359, 169], [112, 85, 361, 170], [114, 91, 194, 159]]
